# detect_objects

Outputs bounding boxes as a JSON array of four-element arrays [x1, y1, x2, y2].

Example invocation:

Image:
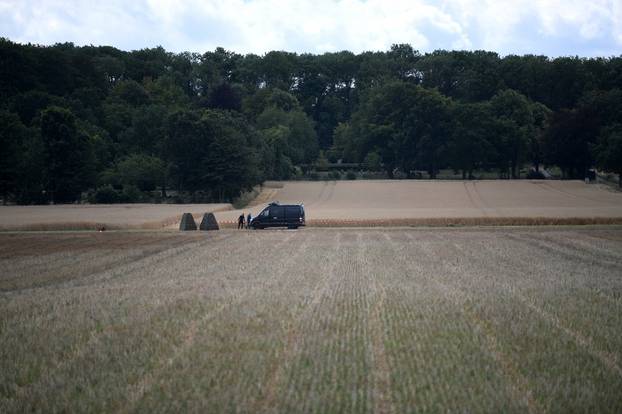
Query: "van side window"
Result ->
[[285, 206, 300, 217], [270, 206, 285, 218]]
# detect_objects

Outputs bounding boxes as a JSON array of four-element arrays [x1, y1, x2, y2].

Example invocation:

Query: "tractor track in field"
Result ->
[[369, 233, 394, 414], [505, 232, 622, 272], [395, 233, 543, 414], [0, 233, 234, 295], [5, 232, 245, 405], [119, 231, 309, 413], [463, 181, 490, 217], [539, 181, 612, 205], [256, 232, 342, 413], [446, 236, 622, 378], [2, 228, 622, 412]]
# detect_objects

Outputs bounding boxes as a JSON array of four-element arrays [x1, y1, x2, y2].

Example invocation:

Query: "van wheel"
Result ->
[[288, 225, 298, 230]]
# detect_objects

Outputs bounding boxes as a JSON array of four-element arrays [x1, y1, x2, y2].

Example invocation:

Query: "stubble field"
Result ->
[[215, 180, 622, 226], [0, 203, 231, 231], [2, 180, 621, 231], [1, 227, 621, 413]]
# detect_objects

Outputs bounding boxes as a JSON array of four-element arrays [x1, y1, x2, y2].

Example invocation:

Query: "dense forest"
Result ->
[[1, 39, 621, 204]]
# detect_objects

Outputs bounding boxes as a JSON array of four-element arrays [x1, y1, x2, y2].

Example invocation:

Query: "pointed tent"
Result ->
[[200, 212, 219, 231], [179, 213, 197, 231]]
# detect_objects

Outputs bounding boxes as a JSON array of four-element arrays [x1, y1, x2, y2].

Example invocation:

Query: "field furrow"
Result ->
[[1, 227, 621, 412], [383, 231, 528, 413], [415, 232, 622, 412]]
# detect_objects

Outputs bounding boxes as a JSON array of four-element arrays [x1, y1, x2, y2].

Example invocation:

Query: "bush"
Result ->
[[360, 171, 388, 179], [116, 154, 166, 191], [292, 166, 303, 178], [526, 169, 546, 179], [346, 171, 357, 180], [315, 151, 330, 171], [328, 170, 341, 180], [233, 186, 260, 209], [363, 151, 382, 171], [120, 185, 143, 202], [91, 185, 119, 203]]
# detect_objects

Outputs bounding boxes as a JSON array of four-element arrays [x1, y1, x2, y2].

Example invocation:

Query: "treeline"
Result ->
[[1, 40, 621, 204]]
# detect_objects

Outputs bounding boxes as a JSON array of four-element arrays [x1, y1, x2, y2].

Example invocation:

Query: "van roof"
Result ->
[[268, 202, 303, 207]]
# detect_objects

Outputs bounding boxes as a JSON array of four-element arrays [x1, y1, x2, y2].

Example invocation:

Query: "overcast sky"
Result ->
[[1, 0, 621, 57]]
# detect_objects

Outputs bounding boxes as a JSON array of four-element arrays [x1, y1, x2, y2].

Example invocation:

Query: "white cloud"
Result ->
[[0, 0, 620, 56], [534, 0, 612, 39], [614, 0, 622, 45]]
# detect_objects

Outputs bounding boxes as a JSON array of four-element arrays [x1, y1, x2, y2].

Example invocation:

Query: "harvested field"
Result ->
[[0, 203, 231, 231], [1, 227, 621, 412], [216, 180, 622, 226], [2, 181, 621, 231]]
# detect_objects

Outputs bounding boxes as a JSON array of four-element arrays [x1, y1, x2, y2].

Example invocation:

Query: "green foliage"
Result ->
[[350, 81, 452, 177], [363, 151, 382, 171], [118, 104, 168, 155], [315, 151, 330, 171], [331, 122, 357, 162], [164, 109, 260, 200], [116, 154, 166, 191], [416, 50, 501, 101], [489, 89, 536, 178], [543, 108, 597, 179], [593, 124, 622, 186], [447, 102, 496, 178], [328, 170, 342, 180], [252, 89, 318, 168], [120, 184, 144, 202], [40, 106, 96, 202], [2, 38, 622, 203], [111, 80, 150, 107], [208, 81, 243, 111], [0, 110, 29, 201], [90, 184, 119, 203], [9, 90, 68, 125]]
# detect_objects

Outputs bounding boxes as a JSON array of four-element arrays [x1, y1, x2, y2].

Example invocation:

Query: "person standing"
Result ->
[[238, 214, 245, 229], [247, 213, 252, 229]]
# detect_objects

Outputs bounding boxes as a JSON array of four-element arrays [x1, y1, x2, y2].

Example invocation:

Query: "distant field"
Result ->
[[1, 228, 621, 412], [0, 203, 231, 230], [216, 180, 622, 226], [1, 181, 621, 231]]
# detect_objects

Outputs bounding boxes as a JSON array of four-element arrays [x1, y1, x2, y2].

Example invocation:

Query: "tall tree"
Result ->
[[543, 108, 596, 178], [447, 102, 496, 178], [593, 124, 622, 187], [40, 106, 96, 202], [489, 89, 535, 178], [0, 110, 29, 202]]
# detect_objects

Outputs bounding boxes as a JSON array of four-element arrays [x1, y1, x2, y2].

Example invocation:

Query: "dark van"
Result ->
[[250, 202, 305, 229]]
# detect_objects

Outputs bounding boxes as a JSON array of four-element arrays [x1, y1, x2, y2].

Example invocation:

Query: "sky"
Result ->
[[0, 0, 621, 57]]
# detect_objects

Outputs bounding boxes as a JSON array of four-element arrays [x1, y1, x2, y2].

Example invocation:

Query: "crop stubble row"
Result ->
[[0, 228, 621, 413]]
